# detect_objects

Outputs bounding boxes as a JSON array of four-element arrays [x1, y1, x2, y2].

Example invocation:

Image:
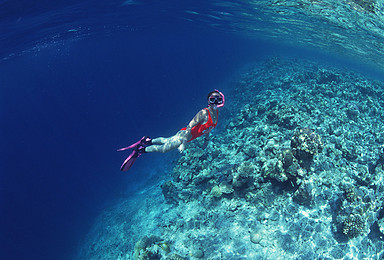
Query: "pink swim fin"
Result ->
[[117, 139, 143, 152], [120, 150, 141, 171], [118, 136, 151, 172]]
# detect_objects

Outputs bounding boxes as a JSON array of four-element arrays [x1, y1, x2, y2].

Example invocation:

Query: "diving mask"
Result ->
[[208, 89, 225, 108]]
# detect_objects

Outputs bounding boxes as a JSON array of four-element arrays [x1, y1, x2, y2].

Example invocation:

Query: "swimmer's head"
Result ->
[[207, 89, 225, 108]]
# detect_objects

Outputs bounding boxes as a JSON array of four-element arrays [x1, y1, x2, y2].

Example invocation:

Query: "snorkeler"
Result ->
[[118, 90, 225, 171]]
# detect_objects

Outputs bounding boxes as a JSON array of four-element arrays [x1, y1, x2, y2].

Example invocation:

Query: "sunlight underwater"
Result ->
[[3, 0, 384, 259]]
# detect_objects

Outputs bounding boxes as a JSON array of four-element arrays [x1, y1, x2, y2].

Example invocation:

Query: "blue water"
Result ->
[[1, 0, 384, 259]]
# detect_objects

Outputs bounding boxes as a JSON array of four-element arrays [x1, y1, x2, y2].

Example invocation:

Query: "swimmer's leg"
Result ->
[[151, 137, 168, 145], [145, 134, 185, 153]]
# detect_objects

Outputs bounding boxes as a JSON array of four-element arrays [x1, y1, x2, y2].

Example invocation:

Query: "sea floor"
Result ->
[[77, 57, 384, 260]]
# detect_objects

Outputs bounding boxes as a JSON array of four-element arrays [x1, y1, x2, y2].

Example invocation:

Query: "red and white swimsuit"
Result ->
[[181, 108, 218, 142]]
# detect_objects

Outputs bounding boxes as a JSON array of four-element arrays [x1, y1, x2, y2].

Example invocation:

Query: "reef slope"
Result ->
[[78, 57, 384, 259]]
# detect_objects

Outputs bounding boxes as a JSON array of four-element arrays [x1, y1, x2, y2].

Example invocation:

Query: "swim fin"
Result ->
[[120, 149, 141, 171], [117, 136, 151, 151], [118, 136, 151, 172], [117, 138, 143, 152]]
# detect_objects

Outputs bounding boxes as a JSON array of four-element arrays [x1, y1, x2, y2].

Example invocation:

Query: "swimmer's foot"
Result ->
[[118, 136, 152, 171], [140, 136, 152, 147]]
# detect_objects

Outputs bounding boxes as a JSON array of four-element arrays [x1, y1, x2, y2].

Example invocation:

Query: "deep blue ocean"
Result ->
[[1, 0, 384, 259]]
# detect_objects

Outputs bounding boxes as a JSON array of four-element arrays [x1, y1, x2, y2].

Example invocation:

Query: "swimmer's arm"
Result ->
[[180, 110, 207, 152], [178, 111, 205, 153], [185, 109, 207, 134]]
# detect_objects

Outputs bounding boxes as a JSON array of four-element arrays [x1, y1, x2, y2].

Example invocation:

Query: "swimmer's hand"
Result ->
[[178, 138, 188, 153], [178, 143, 186, 153]]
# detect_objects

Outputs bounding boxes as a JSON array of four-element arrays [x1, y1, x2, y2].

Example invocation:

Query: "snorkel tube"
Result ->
[[215, 89, 225, 108]]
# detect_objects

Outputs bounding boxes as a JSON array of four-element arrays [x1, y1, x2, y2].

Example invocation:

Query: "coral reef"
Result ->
[[134, 235, 165, 260], [77, 57, 384, 259], [342, 214, 366, 239], [291, 127, 323, 167]]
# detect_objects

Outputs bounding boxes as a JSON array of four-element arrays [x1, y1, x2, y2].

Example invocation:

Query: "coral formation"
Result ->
[[209, 183, 233, 198], [378, 216, 384, 235], [351, 0, 376, 13], [342, 214, 366, 239], [133, 235, 163, 260], [77, 57, 384, 259], [291, 127, 323, 167]]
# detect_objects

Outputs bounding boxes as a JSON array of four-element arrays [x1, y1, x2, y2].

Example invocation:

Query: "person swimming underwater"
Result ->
[[118, 89, 225, 171]]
